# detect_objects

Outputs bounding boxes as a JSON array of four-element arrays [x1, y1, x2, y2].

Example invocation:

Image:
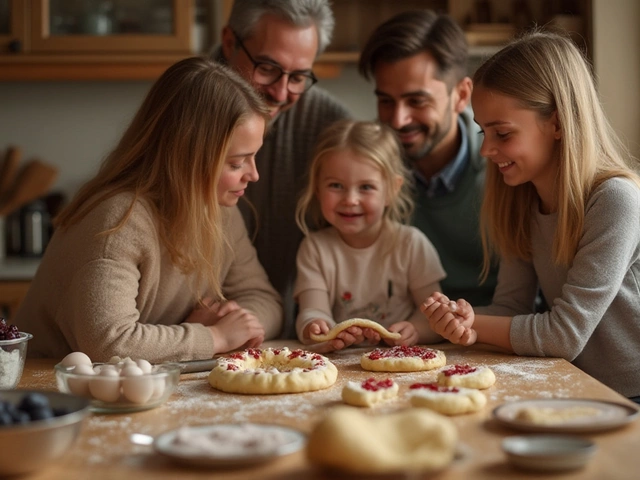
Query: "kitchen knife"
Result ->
[[175, 358, 218, 373]]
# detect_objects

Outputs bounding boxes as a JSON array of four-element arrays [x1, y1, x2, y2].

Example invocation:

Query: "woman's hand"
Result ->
[[384, 321, 418, 347], [207, 306, 265, 354], [184, 298, 242, 326], [421, 292, 477, 346]]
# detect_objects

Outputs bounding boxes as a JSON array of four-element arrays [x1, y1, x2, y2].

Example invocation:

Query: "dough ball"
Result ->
[[307, 406, 457, 474]]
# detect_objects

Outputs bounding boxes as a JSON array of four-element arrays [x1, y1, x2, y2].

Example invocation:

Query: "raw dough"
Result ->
[[307, 406, 457, 474], [208, 347, 338, 394], [409, 382, 487, 415], [361, 345, 446, 372], [437, 364, 496, 389], [310, 318, 401, 342], [515, 406, 602, 425], [342, 378, 399, 407]]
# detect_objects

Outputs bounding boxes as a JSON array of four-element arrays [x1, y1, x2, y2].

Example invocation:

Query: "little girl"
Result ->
[[294, 120, 445, 352], [421, 31, 640, 402]]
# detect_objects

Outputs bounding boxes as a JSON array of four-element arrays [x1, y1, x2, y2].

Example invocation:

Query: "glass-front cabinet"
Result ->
[[0, 0, 197, 80], [31, 0, 191, 53], [0, 0, 24, 53]]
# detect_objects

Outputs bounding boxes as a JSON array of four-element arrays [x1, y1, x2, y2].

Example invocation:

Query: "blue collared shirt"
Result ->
[[413, 117, 470, 198]]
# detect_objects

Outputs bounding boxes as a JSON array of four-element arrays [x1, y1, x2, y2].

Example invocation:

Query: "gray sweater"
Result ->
[[213, 43, 352, 339], [479, 177, 640, 397]]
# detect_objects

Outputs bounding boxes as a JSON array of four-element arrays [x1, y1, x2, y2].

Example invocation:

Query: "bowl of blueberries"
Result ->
[[0, 317, 32, 389], [0, 390, 91, 476]]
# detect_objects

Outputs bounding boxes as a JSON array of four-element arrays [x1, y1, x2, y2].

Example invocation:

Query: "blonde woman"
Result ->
[[15, 57, 282, 363], [294, 120, 445, 352], [422, 32, 640, 402]]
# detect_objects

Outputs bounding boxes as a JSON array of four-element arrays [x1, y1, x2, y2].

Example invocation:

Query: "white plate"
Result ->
[[493, 398, 639, 433], [502, 435, 596, 472], [153, 423, 306, 468]]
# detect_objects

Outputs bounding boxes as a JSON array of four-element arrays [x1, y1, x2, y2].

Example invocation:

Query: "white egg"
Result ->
[[93, 363, 118, 375], [121, 365, 143, 377], [108, 355, 122, 364], [89, 369, 122, 402], [135, 359, 153, 374], [66, 363, 95, 397], [60, 351, 92, 368], [149, 377, 166, 401], [122, 367, 154, 404]]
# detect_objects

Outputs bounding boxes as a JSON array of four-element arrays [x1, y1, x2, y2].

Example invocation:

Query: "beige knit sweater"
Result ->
[[14, 193, 283, 362]]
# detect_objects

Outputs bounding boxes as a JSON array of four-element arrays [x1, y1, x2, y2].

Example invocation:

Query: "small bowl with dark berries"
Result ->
[[0, 390, 91, 476], [0, 318, 32, 389]]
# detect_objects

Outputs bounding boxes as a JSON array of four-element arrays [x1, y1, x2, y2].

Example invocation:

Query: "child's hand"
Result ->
[[361, 327, 381, 345], [421, 293, 477, 346], [384, 321, 418, 346], [304, 322, 367, 353], [208, 308, 265, 354]]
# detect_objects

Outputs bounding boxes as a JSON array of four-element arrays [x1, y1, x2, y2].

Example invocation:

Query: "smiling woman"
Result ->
[[13, 57, 283, 363]]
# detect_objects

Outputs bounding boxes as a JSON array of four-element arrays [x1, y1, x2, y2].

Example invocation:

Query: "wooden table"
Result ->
[[17, 341, 640, 479]]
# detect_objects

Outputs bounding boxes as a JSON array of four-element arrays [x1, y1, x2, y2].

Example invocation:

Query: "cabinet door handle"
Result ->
[[8, 39, 22, 53]]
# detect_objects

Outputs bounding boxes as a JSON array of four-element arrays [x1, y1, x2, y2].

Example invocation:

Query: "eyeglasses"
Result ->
[[232, 31, 317, 94]]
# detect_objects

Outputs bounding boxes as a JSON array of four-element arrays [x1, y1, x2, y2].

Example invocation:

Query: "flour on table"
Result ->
[[171, 424, 289, 457], [0, 349, 21, 388]]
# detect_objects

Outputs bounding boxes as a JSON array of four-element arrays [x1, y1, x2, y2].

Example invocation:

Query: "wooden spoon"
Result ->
[[0, 159, 59, 217], [0, 146, 22, 201]]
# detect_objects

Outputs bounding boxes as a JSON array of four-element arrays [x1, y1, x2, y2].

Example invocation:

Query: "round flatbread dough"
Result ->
[[208, 347, 338, 394], [409, 382, 487, 415], [307, 406, 457, 474], [361, 345, 446, 372], [310, 318, 401, 342], [342, 378, 399, 407], [437, 364, 496, 389]]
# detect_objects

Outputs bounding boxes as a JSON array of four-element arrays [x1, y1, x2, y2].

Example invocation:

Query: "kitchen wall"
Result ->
[[0, 65, 377, 201], [1, 0, 638, 202]]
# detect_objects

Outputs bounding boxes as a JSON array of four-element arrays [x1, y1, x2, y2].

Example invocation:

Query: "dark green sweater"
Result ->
[[411, 111, 497, 306]]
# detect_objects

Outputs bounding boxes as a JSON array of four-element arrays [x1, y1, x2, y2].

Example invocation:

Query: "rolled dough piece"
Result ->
[[409, 382, 487, 415], [361, 345, 446, 372], [341, 378, 399, 407], [310, 318, 401, 342], [208, 347, 337, 394], [437, 364, 496, 389], [307, 406, 457, 474], [515, 406, 602, 425]]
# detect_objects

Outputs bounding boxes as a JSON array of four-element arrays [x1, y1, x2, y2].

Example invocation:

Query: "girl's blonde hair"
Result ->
[[296, 119, 413, 235], [473, 31, 640, 278], [55, 56, 269, 301]]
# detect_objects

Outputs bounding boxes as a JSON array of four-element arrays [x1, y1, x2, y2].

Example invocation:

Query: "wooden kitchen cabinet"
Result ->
[[0, 0, 195, 80], [0, 0, 591, 81], [325, 0, 591, 65]]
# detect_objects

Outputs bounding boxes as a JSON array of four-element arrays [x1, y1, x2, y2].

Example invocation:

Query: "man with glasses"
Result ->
[[210, 0, 351, 338], [359, 10, 498, 307]]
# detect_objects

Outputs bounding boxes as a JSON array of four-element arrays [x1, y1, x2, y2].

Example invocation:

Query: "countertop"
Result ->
[[0, 257, 41, 280], [16, 340, 640, 479]]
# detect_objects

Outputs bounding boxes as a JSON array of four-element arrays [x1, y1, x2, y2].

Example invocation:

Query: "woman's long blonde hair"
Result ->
[[55, 56, 269, 300], [474, 31, 640, 278], [296, 120, 413, 235]]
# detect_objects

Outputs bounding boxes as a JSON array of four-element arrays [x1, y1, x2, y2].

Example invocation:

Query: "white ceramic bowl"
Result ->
[[0, 332, 33, 389], [0, 389, 91, 476], [55, 361, 180, 413], [502, 434, 596, 472]]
